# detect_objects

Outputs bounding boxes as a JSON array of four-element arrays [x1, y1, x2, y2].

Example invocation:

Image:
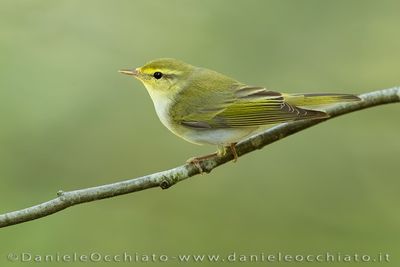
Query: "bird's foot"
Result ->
[[229, 143, 238, 162], [187, 143, 238, 173], [217, 143, 238, 162], [186, 152, 218, 174]]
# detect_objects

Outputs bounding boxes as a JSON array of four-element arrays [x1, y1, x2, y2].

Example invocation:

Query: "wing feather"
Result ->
[[178, 84, 328, 129]]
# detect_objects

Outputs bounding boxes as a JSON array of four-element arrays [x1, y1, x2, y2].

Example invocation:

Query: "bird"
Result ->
[[119, 58, 360, 167]]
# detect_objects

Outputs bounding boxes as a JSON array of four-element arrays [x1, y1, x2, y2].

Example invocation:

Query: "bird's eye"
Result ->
[[153, 71, 163, 79]]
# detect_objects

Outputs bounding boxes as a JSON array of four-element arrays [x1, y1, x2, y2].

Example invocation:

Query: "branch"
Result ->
[[1, 87, 399, 228]]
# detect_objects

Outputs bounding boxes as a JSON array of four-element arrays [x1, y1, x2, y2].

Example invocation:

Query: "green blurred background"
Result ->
[[0, 0, 399, 266]]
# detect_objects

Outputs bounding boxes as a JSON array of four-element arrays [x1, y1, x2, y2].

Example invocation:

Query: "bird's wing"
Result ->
[[178, 85, 328, 129]]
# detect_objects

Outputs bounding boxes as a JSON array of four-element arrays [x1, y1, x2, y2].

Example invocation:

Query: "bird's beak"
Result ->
[[118, 68, 139, 76]]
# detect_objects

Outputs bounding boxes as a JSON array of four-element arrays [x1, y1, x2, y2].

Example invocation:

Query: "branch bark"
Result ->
[[1, 87, 399, 228]]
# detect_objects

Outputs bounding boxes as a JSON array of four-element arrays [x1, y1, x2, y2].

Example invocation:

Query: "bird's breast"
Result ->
[[146, 89, 176, 132]]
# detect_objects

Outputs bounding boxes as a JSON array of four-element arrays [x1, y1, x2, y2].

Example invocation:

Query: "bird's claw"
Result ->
[[186, 157, 204, 174]]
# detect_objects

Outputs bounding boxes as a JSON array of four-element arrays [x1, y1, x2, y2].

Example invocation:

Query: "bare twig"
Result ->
[[0, 87, 399, 228]]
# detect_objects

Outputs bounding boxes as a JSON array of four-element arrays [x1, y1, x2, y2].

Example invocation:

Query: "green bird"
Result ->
[[119, 58, 360, 164]]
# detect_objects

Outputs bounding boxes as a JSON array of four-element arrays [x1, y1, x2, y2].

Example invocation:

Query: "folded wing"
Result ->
[[180, 86, 328, 129]]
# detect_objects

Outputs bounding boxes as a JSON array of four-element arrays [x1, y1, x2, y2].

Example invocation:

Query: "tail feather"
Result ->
[[295, 107, 330, 121], [284, 93, 361, 107]]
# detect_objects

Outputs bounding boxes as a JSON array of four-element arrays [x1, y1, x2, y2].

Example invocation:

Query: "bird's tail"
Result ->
[[284, 93, 361, 107]]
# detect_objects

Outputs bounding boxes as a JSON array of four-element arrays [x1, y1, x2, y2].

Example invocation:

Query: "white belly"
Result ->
[[180, 127, 257, 146]]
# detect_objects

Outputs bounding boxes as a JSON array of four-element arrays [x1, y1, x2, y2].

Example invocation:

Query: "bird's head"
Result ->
[[119, 58, 194, 95]]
